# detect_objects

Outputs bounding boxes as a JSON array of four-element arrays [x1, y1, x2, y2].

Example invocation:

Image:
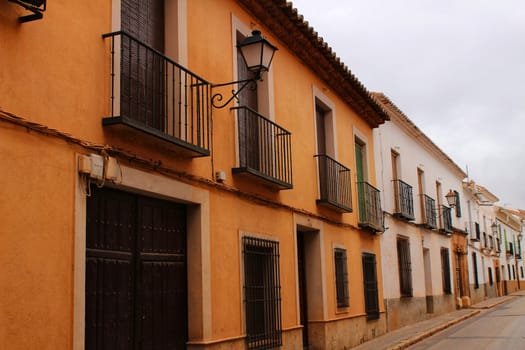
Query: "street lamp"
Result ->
[[237, 30, 278, 80], [445, 189, 457, 207], [211, 30, 278, 109], [491, 222, 498, 236]]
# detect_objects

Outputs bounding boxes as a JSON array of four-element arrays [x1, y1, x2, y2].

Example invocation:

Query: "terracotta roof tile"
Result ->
[[236, 0, 389, 127]]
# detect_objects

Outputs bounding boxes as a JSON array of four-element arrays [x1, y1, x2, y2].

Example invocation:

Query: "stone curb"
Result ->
[[469, 296, 516, 309], [384, 310, 481, 350]]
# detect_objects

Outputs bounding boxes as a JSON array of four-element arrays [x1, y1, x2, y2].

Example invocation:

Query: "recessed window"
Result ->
[[243, 236, 282, 349], [362, 253, 380, 320], [472, 252, 479, 289], [334, 248, 349, 308], [397, 237, 413, 297], [441, 248, 452, 294]]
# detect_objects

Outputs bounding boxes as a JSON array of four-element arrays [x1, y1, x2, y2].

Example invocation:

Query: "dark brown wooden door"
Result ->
[[86, 186, 187, 350]]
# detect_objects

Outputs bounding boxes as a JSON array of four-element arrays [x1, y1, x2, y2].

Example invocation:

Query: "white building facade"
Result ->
[[372, 93, 467, 331]]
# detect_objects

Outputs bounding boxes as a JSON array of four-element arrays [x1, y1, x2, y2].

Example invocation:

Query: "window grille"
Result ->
[[397, 238, 413, 297], [362, 253, 380, 320], [441, 248, 452, 294], [243, 236, 282, 349], [334, 248, 349, 308], [472, 252, 479, 289]]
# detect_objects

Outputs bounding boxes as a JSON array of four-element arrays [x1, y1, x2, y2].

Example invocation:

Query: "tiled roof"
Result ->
[[463, 180, 499, 204], [372, 92, 467, 178], [236, 0, 389, 128]]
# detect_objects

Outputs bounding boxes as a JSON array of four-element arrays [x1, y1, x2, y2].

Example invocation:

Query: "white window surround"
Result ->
[[293, 214, 328, 322], [73, 162, 211, 349]]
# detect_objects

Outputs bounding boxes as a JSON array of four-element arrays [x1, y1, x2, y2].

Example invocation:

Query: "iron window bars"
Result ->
[[362, 253, 380, 320], [397, 237, 413, 297], [242, 236, 282, 349], [441, 248, 452, 294], [334, 248, 349, 308]]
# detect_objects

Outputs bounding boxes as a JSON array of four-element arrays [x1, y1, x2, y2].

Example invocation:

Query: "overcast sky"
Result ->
[[292, 0, 525, 209]]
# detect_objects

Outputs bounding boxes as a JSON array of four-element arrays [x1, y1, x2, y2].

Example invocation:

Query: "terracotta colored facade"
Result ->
[[0, 1, 389, 349]]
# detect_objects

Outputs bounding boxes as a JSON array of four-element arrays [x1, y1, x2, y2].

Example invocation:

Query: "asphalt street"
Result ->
[[408, 296, 525, 350]]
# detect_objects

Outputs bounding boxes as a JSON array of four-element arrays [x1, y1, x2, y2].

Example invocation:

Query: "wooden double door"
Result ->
[[85, 186, 188, 349]]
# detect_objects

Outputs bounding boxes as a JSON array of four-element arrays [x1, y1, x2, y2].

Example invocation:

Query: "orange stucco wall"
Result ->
[[1, 0, 384, 348], [0, 125, 76, 349]]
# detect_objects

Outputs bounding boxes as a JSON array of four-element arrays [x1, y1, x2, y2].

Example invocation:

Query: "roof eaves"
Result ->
[[372, 92, 467, 179], [235, 0, 390, 128]]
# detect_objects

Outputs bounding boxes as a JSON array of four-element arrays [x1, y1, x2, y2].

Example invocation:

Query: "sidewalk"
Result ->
[[351, 293, 521, 350]]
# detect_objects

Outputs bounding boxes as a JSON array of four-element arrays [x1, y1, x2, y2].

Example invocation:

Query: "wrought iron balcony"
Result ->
[[315, 155, 352, 212], [440, 205, 453, 234], [392, 179, 415, 221], [420, 194, 437, 229], [231, 106, 292, 190], [357, 182, 383, 232], [102, 31, 211, 157]]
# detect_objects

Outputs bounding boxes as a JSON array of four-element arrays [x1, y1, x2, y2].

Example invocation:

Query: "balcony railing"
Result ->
[[392, 179, 415, 221], [232, 106, 292, 190], [357, 182, 383, 232], [102, 31, 211, 157], [420, 194, 437, 229], [315, 155, 352, 212], [441, 205, 452, 234]]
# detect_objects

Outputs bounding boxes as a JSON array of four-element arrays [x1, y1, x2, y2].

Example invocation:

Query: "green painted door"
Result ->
[[355, 141, 366, 222]]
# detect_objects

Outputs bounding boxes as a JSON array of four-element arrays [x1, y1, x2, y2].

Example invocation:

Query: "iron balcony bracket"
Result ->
[[8, 0, 46, 23], [210, 77, 259, 109]]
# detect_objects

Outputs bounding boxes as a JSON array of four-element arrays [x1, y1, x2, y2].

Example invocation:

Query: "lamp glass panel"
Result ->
[[261, 42, 276, 70], [445, 192, 456, 207], [240, 43, 263, 71]]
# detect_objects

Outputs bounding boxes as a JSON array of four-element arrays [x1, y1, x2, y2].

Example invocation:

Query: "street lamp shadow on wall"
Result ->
[[211, 30, 278, 109], [8, 0, 46, 22]]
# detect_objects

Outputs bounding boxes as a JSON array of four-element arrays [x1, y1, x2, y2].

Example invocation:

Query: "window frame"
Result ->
[[472, 252, 479, 289], [441, 248, 452, 295], [242, 236, 283, 350], [334, 247, 349, 308], [362, 252, 380, 320], [397, 237, 413, 297]]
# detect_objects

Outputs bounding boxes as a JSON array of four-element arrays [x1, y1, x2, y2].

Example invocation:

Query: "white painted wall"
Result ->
[[374, 110, 466, 300]]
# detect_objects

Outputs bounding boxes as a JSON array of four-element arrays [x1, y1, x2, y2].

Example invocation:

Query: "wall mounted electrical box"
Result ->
[[78, 154, 105, 180]]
